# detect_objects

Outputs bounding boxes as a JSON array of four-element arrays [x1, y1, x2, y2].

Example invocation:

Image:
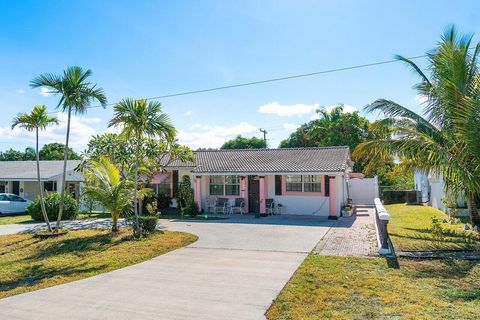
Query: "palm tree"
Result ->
[[83, 157, 133, 232], [109, 98, 176, 236], [30, 67, 107, 230], [354, 26, 480, 226], [11, 105, 58, 231]]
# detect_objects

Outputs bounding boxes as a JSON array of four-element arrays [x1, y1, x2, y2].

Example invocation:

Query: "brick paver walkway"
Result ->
[[314, 207, 377, 256]]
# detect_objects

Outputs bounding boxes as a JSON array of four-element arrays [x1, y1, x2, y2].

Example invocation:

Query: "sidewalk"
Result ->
[[314, 207, 377, 256]]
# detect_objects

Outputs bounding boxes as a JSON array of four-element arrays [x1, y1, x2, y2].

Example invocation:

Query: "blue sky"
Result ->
[[0, 0, 479, 151]]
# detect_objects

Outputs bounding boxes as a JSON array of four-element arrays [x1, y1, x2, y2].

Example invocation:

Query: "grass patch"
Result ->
[[0, 214, 36, 225], [386, 204, 480, 252], [267, 255, 480, 320], [0, 228, 197, 298], [158, 213, 228, 220]]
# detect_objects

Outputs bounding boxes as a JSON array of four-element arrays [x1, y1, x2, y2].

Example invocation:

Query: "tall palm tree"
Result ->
[[354, 26, 480, 226], [83, 157, 133, 232], [109, 98, 176, 236], [30, 67, 107, 230], [11, 105, 58, 231]]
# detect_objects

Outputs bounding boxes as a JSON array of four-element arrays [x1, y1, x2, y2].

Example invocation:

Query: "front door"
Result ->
[[12, 181, 20, 195], [248, 176, 260, 213]]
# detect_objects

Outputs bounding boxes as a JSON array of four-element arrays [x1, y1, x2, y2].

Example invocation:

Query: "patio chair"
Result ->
[[275, 203, 285, 215], [206, 196, 217, 214], [265, 198, 275, 215], [230, 198, 245, 215], [213, 197, 229, 214]]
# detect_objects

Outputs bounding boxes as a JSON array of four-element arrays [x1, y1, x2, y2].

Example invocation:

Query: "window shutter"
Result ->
[[324, 176, 330, 197], [172, 170, 179, 197], [275, 175, 282, 195]]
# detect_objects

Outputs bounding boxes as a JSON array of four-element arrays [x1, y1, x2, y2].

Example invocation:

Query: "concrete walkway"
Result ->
[[0, 215, 332, 320], [314, 207, 377, 256]]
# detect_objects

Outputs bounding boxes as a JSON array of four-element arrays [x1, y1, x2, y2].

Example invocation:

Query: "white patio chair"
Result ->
[[265, 198, 275, 215], [206, 196, 217, 214], [213, 197, 229, 214], [230, 198, 245, 215]]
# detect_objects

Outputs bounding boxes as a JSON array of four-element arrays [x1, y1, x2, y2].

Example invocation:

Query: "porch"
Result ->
[[192, 173, 344, 217]]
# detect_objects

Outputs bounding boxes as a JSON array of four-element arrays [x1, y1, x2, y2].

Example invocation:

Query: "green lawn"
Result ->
[[0, 229, 197, 298], [267, 255, 480, 320], [0, 212, 112, 225], [386, 204, 480, 251]]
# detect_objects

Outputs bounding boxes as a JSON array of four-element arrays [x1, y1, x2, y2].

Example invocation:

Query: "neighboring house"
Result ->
[[158, 147, 353, 217], [414, 170, 466, 212], [0, 160, 83, 201]]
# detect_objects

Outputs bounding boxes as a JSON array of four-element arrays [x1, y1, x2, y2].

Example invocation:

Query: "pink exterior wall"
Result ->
[[150, 171, 174, 197], [329, 176, 336, 216], [195, 176, 202, 211]]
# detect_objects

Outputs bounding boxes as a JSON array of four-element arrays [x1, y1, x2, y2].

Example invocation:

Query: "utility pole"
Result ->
[[259, 128, 267, 148]]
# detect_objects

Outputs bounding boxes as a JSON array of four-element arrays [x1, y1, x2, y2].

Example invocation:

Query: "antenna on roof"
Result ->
[[259, 128, 267, 148]]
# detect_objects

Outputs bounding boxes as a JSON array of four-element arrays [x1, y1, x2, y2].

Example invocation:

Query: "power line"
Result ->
[[46, 54, 428, 113]]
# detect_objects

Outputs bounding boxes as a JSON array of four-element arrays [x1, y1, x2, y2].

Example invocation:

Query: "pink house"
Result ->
[[155, 147, 352, 218]]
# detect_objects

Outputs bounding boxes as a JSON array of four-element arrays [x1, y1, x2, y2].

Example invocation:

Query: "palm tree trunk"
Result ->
[[467, 193, 480, 227], [133, 138, 140, 236], [56, 107, 72, 231], [112, 212, 119, 232], [36, 128, 52, 232]]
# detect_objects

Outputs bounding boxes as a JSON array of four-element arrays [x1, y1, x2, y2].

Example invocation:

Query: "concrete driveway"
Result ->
[[0, 215, 332, 320]]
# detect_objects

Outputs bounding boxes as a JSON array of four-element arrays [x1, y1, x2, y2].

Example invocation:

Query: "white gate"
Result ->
[[347, 176, 379, 205]]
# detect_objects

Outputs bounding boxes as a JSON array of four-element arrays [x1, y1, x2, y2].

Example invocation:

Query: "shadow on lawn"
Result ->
[[0, 262, 107, 291], [21, 232, 126, 263], [389, 231, 478, 246]]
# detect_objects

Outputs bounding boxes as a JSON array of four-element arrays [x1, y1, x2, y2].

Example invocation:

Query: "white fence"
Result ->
[[347, 176, 379, 205]]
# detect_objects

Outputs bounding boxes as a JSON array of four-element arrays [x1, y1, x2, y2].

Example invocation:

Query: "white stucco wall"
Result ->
[[266, 174, 344, 216]]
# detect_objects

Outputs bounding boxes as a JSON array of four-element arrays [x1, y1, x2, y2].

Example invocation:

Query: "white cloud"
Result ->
[[40, 87, 52, 96], [258, 102, 320, 117], [415, 94, 428, 104], [177, 122, 258, 149], [183, 111, 194, 117], [0, 112, 102, 151], [310, 104, 357, 120], [282, 123, 298, 131], [16, 89, 25, 94]]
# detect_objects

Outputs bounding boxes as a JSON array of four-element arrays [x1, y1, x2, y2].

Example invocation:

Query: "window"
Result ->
[[43, 181, 56, 192], [209, 175, 240, 196], [8, 195, 24, 202], [157, 175, 171, 195], [285, 175, 321, 193], [225, 176, 240, 196]]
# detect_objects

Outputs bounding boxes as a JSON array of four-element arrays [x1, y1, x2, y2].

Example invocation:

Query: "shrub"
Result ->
[[138, 215, 158, 235], [177, 175, 194, 211], [156, 193, 171, 209], [28, 192, 79, 222], [183, 200, 199, 217]]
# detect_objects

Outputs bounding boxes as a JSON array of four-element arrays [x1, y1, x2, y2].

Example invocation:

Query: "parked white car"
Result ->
[[0, 193, 32, 214]]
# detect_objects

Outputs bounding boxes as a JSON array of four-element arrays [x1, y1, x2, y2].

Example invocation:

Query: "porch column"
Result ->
[[329, 176, 337, 218], [19, 181, 25, 198], [195, 176, 202, 212], [259, 176, 266, 214]]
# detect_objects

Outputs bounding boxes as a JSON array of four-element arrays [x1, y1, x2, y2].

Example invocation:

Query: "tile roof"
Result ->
[[166, 147, 351, 174], [0, 160, 82, 180]]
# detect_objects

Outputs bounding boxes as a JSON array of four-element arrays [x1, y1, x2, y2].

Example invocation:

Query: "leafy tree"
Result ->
[[279, 122, 318, 148], [31, 66, 107, 230], [11, 105, 58, 232], [109, 98, 175, 236], [39, 143, 81, 160], [221, 135, 266, 149], [0, 149, 25, 161], [23, 147, 36, 160], [83, 157, 133, 232], [354, 26, 480, 226]]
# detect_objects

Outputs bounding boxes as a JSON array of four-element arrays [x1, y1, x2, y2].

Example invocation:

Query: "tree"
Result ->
[[0, 149, 24, 161], [11, 105, 58, 232], [31, 66, 107, 231], [221, 135, 266, 149], [39, 143, 81, 160], [109, 98, 176, 236], [279, 122, 318, 148], [354, 26, 480, 226], [23, 147, 36, 160], [83, 157, 133, 232]]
